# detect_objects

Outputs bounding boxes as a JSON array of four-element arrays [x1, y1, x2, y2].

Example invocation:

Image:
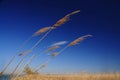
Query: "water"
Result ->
[[0, 75, 11, 80]]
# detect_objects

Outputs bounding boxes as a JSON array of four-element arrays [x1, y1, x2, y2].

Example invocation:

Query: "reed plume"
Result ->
[[46, 45, 60, 53], [51, 52, 58, 57], [68, 34, 92, 46], [53, 10, 80, 28], [18, 50, 31, 56], [32, 27, 51, 37]]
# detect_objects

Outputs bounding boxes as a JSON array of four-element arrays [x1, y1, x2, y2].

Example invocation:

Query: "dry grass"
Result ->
[[13, 73, 120, 80]]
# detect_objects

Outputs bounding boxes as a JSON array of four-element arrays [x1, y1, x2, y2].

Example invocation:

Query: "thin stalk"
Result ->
[[0, 36, 32, 75], [11, 28, 53, 78], [34, 46, 69, 72], [15, 51, 44, 78]]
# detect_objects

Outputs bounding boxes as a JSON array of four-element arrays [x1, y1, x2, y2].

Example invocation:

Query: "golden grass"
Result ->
[[13, 73, 120, 80]]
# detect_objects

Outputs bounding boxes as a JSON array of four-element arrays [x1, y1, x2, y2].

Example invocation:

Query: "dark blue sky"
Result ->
[[0, 0, 120, 73]]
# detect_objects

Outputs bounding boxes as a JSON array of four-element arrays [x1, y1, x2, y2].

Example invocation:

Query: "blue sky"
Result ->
[[0, 0, 120, 74]]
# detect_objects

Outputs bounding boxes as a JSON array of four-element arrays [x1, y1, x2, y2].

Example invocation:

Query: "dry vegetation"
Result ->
[[13, 73, 120, 80]]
